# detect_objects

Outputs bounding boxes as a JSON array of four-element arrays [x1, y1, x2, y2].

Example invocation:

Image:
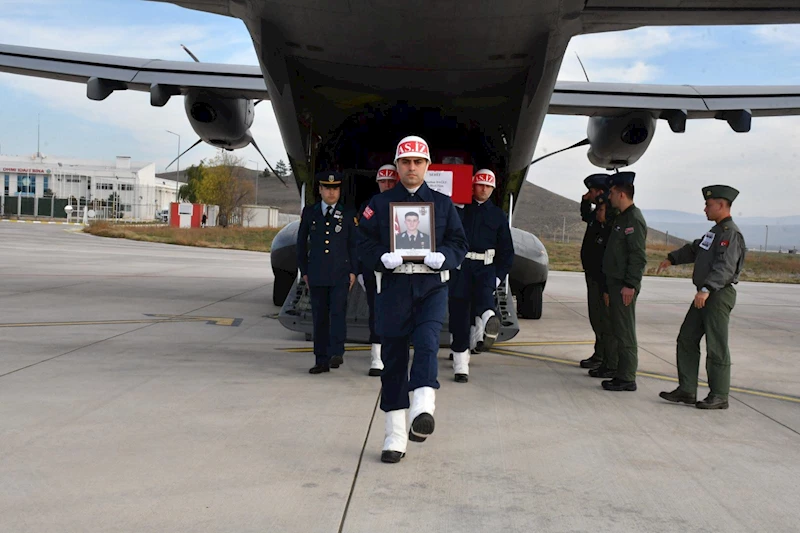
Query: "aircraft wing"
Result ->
[[0, 44, 268, 105], [549, 82, 800, 132]]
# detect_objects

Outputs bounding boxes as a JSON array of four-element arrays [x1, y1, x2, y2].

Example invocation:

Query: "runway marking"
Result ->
[[0, 314, 243, 328], [490, 347, 800, 405]]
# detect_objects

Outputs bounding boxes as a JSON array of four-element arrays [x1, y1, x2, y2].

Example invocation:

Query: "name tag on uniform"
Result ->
[[699, 231, 715, 250]]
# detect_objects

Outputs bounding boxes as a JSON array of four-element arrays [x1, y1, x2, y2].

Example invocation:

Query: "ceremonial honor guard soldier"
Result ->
[[357, 164, 400, 376], [297, 171, 358, 374], [602, 171, 647, 391], [358, 135, 467, 463], [448, 169, 514, 383], [657, 185, 746, 410]]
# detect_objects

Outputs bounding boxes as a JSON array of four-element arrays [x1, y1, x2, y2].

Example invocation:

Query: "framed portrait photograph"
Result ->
[[390, 202, 436, 261]]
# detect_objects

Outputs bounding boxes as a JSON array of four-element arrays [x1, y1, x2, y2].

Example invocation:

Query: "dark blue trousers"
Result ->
[[379, 279, 446, 412], [363, 273, 380, 344], [310, 279, 349, 366], [448, 263, 496, 353]]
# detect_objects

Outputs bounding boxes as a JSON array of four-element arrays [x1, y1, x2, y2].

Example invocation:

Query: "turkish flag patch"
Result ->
[[362, 206, 374, 220], [624, 227, 634, 235], [720, 240, 729, 247]]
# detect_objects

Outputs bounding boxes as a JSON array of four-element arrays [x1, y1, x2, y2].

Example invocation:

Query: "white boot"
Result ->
[[453, 350, 470, 383], [471, 318, 483, 351], [368, 343, 383, 376], [479, 309, 500, 350], [408, 387, 436, 442], [381, 409, 407, 463]]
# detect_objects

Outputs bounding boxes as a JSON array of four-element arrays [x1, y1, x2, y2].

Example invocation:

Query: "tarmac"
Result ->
[[1, 223, 799, 533]]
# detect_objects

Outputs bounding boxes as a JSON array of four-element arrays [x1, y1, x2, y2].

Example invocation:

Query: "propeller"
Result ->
[[528, 138, 589, 167], [165, 138, 204, 172], [251, 138, 289, 188], [181, 44, 200, 63]]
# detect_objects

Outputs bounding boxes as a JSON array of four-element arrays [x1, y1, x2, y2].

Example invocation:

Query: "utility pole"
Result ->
[[166, 130, 180, 203], [765, 225, 769, 253], [562, 215, 566, 243], [665, 230, 669, 245]]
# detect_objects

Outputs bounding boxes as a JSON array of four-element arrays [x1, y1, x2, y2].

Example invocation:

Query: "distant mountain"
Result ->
[[641, 209, 800, 252]]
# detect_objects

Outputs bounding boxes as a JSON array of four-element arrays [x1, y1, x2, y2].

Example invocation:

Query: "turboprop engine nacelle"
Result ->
[[587, 111, 657, 170], [184, 90, 255, 150]]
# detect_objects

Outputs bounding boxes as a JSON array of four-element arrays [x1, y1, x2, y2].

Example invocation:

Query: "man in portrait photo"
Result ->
[[395, 210, 431, 251]]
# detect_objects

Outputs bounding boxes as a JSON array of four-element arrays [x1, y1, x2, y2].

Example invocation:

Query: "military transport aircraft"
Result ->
[[2, 1, 800, 343]]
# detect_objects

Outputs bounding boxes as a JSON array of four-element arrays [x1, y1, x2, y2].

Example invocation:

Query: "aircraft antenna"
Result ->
[[181, 45, 200, 62], [575, 53, 590, 82]]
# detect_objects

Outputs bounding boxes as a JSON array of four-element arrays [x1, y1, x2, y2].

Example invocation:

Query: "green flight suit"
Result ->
[[602, 204, 648, 382], [581, 200, 615, 367], [667, 217, 746, 398]]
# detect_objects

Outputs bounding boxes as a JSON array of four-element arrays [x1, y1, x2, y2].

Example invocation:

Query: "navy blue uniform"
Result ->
[[448, 199, 514, 353], [357, 199, 380, 345], [297, 201, 358, 366], [358, 182, 468, 412]]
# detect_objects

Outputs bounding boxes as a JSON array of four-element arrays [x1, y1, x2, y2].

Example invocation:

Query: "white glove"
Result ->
[[495, 277, 501, 288], [357, 274, 366, 292], [424, 252, 446, 270], [381, 252, 403, 270]]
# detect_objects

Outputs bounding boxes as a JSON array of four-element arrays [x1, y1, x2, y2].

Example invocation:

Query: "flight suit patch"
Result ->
[[624, 227, 634, 235]]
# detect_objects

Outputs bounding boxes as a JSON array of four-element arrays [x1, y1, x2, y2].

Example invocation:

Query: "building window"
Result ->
[[118, 184, 134, 191], [3, 175, 8, 195], [97, 183, 113, 191], [43, 176, 49, 192], [17, 175, 34, 196]]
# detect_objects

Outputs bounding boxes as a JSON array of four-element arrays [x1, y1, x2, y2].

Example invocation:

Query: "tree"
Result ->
[[274, 159, 290, 178], [179, 163, 206, 203], [196, 152, 255, 227]]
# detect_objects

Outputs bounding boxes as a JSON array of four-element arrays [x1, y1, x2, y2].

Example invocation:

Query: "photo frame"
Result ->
[[390, 202, 436, 261]]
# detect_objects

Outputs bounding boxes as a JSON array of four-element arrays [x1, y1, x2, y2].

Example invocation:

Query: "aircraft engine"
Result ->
[[184, 90, 255, 150], [586, 111, 657, 170]]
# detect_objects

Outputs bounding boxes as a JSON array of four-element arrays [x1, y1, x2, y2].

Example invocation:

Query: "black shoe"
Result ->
[[330, 355, 343, 368], [454, 373, 469, 383], [381, 450, 405, 463], [448, 352, 454, 360], [659, 388, 696, 405], [368, 368, 382, 377], [309, 364, 330, 374], [481, 315, 501, 350], [696, 393, 729, 410], [580, 355, 602, 369], [602, 378, 637, 391], [589, 366, 616, 378], [409, 413, 435, 442]]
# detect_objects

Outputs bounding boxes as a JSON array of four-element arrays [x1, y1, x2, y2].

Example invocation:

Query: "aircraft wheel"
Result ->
[[273, 269, 295, 307], [518, 283, 543, 320]]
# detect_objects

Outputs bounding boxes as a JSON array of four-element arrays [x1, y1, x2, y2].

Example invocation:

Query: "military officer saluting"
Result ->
[[657, 185, 746, 410], [396, 211, 430, 249], [297, 171, 358, 374], [357, 164, 400, 376], [602, 171, 647, 392], [358, 135, 467, 463], [448, 169, 514, 383], [579, 173, 612, 371]]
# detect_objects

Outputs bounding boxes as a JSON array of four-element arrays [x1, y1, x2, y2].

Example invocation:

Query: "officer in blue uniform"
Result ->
[[297, 171, 358, 374], [358, 135, 467, 464], [448, 169, 514, 383], [357, 164, 400, 376]]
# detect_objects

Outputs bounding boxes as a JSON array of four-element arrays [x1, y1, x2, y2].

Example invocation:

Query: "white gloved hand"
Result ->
[[424, 252, 446, 270], [357, 274, 366, 292], [495, 277, 501, 288], [381, 252, 403, 270]]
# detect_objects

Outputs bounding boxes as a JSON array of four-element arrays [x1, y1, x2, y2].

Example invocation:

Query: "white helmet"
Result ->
[[376, 164, 399, 181], [473, 169, 496, 187], [394, 135, 431, 163]]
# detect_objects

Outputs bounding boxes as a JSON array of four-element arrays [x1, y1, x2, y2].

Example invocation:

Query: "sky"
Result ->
[[0, 1, 799, 217]]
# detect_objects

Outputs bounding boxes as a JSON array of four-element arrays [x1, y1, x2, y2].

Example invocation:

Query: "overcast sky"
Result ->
[[0, 1, 799, 217]]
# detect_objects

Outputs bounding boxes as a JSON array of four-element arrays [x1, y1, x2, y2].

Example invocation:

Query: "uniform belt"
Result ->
[[374, 264, 450, 294], [465, 249, 495, 265]]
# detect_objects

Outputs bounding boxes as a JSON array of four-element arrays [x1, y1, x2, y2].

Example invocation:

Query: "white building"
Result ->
[[1, 153, 179, 220]]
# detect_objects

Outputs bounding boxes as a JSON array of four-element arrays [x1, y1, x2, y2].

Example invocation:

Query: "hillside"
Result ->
[[515, 182, 684, 246]]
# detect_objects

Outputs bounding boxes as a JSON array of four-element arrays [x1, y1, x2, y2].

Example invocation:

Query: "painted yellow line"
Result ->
[[0, 316, 242, 328], [281, 346, 371, 353], [495, 340, 594, 347], [491, 347, 800, 405]]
